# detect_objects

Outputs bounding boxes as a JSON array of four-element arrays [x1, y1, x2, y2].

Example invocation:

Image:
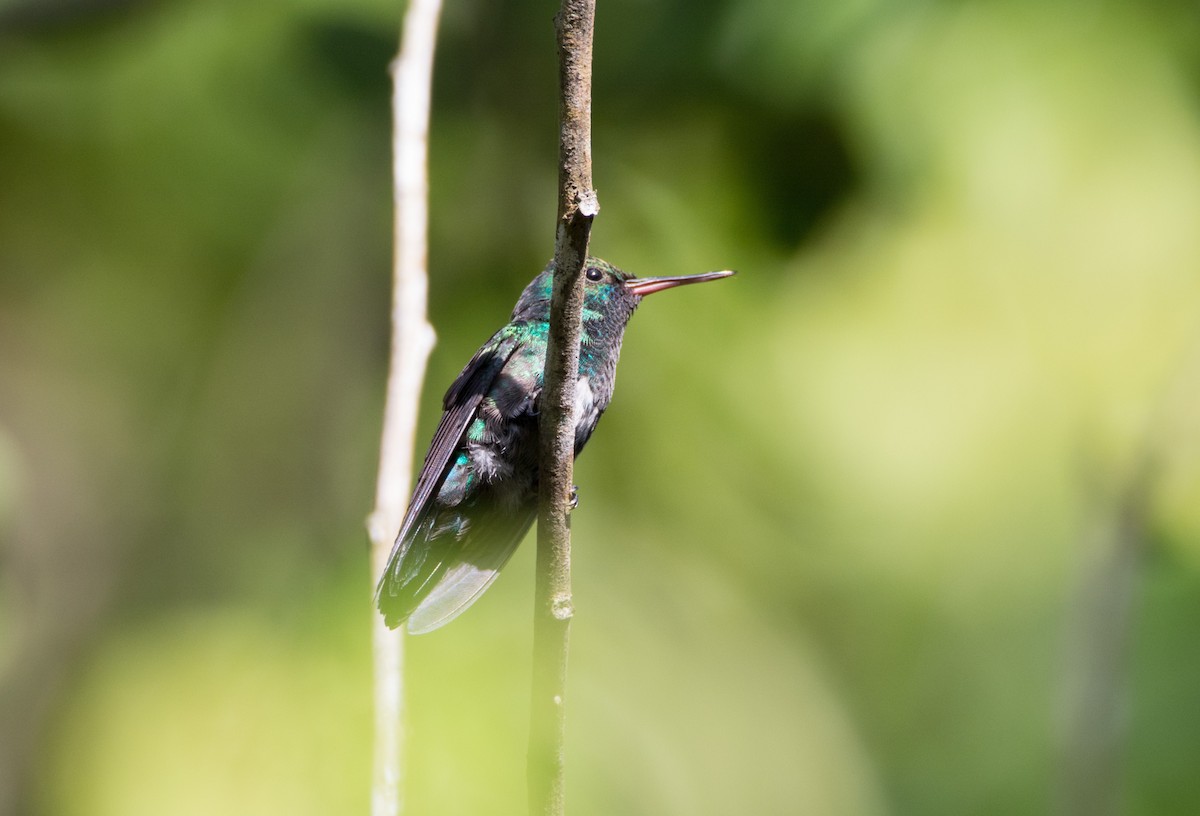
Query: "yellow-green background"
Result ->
[[2, 0, 1199, 813]]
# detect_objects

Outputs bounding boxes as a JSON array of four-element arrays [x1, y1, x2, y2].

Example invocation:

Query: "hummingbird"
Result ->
[[375, 257, 734, 633]]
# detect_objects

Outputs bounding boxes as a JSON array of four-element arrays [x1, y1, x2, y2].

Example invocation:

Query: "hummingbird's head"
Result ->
[[514, 257, 734, 335]]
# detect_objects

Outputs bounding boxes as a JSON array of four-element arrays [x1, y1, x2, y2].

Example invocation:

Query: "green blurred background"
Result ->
[[3, 0, 1200, 813]]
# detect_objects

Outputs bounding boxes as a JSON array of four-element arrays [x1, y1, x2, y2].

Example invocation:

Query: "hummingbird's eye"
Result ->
[[585, 267, 603, 282]]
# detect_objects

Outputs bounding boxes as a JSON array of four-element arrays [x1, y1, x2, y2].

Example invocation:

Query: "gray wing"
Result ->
[[374, 329, 524, 627], [405, 504, 537, 634]]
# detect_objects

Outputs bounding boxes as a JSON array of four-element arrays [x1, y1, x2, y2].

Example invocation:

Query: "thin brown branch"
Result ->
[[1057, 327, 1200, 816], [1058, 460, 1151, 816], [529, 1, 597, 814], [367, 1, 442, 814]]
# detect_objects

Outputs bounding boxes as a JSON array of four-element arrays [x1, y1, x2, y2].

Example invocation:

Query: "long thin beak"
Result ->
[[624, 269, 736, 297]]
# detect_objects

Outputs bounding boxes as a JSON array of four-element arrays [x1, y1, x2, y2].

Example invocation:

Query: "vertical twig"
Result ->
[[1057, 328, 1200, 816], [367, 1, 442, 814], [529, 1, 598, 814], [1058, 460, 1151, 816]]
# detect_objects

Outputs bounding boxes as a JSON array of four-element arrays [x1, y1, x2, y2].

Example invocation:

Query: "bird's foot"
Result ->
[[569, 484, 579, 511]]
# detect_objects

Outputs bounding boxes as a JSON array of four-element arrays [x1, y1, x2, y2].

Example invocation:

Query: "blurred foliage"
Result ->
[[2, 0, 1200, 814]]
